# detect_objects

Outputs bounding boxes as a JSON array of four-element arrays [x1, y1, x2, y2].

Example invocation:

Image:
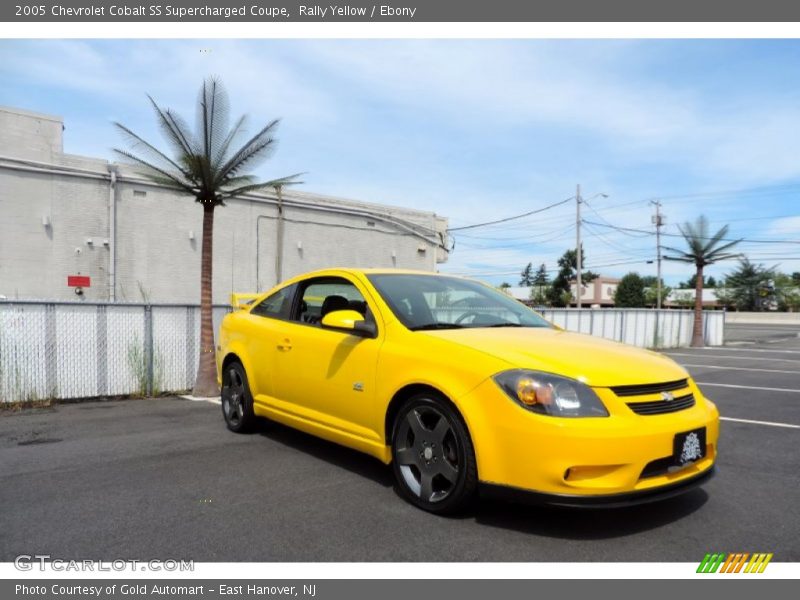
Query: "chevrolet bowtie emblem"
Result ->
[[661, 391, 675, 402]]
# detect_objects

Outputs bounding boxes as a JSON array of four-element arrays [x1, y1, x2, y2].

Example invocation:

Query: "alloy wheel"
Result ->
[[222, 367, 245, 427], [394, 404, 461, 503]]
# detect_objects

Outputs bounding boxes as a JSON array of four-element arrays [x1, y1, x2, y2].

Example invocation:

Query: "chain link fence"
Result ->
[[0, 301, 230, 403], [0, 301, 724, 403]]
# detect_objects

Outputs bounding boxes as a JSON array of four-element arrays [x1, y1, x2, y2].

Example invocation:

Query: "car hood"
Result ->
[[420, 327, 688, 387]]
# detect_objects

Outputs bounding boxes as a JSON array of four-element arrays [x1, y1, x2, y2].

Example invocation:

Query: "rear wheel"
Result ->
[[221, 361, 257, 433], [391, 394, 477, 514]]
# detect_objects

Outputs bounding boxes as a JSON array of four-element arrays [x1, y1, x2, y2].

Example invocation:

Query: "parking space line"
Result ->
[[689, 347, 800, 355], [179, 395, 222, 405], [682, 364, 800, 374], [696, 382, 800, 393], [720, 416, 800, 430], [668, 352, 800, 363]]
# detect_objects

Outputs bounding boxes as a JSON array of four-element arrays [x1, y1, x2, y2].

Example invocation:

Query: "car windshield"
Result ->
[[367, 274, 552, 331]]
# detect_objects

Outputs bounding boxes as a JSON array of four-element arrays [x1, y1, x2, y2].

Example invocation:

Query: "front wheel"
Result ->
[[221, 361, 257, 433], [391, 394, 478, 514]]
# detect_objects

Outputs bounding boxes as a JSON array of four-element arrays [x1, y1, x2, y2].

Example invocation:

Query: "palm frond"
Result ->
[[706, 238, 743, 259], [113, 122, 194, 183], [147, 95, 198, 161], [212, 114, 246, 170], [112, 148, 196, 195], [702, 223, 730, 255], [663, 254, 695, 263], [197, 77, 230, 162], [674, 215, 741, 267], [218, 173, 304, 200], [215, 119, 280, 183], [116, 78, 301, 208]]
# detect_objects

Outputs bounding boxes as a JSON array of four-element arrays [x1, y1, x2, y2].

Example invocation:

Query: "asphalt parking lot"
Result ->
[[1, 322, 798, 562]]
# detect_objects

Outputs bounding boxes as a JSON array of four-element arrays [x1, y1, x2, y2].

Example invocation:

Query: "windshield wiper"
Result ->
[[485, 323, 525, 327], [409, 322, 466, 331]]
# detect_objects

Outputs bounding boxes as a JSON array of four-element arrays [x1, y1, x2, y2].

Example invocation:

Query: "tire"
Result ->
[[221, 361, 257, 433], [391, 393, 478, 514]]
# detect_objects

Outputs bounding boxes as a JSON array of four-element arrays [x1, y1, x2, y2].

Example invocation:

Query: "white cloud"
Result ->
[[767, 215, 800, 237]]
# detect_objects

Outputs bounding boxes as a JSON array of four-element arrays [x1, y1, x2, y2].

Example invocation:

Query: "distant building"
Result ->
[[665, 288, 722, 308], [571, 276, 620, 307], [504, 275, 621, 307]]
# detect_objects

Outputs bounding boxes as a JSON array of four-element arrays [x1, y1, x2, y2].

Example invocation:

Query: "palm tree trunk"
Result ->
[[193, 202, 220, 397], [691, 264, 705, 348]]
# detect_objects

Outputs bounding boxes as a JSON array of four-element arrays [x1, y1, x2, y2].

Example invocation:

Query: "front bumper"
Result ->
[[458, 376, 719, 498], [480, 465, 715, 508]]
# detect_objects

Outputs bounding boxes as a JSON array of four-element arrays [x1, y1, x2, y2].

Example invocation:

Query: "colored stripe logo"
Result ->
[[697, 553, 773, 573]]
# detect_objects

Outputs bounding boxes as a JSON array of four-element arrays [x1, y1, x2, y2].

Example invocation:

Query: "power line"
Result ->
[[583, 222, 653, 257], [583, 199, 651, 238], [583, 220, 800, 245], [447, 196, 573, 232], [453, 223, 575, 243], [651, 182, 800, 203]]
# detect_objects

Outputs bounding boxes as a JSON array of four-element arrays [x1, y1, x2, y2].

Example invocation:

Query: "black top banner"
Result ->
[[5, 0, 800, 22]]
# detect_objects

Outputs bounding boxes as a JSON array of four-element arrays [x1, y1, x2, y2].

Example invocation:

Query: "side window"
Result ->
[[296, 278, 369, 325], [250, 284, 296, 320]]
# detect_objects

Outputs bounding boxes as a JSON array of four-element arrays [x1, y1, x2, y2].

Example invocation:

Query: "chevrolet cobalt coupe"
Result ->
[[217, 269, 717, 513]]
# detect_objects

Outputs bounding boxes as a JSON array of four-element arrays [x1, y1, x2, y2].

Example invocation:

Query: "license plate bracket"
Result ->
[[670, 427, 707, 471]]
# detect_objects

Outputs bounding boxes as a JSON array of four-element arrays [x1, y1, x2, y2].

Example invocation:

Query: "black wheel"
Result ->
[[391, 393, 478, 514], [221, 361, 257, 433]]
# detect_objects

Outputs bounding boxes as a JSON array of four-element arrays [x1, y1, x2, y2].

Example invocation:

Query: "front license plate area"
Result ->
[[669, 427, 707, 472]]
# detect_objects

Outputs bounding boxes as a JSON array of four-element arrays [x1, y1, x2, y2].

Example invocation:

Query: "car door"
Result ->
[[238, 283, 297, 404], [270, 275, 383, 442]]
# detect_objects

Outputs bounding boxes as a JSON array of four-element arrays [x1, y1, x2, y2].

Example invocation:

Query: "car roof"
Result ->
[[299, 268, 463, 277]]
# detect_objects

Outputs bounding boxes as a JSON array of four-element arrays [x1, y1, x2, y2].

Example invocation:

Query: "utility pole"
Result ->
[[576, 184, 582, 309], [651, 200, 664, 309]]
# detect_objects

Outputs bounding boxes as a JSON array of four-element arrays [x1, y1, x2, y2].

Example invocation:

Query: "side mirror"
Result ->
[[320, 309, 377, 338]]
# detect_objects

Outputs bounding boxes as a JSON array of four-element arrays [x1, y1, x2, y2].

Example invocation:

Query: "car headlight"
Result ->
[[493, 369, 608, 418]]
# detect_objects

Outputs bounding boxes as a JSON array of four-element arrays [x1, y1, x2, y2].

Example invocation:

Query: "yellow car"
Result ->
[[217, 268, 718, 513]]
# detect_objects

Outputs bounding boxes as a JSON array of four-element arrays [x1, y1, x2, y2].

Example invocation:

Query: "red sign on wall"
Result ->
[[67, 275, 91, 288]]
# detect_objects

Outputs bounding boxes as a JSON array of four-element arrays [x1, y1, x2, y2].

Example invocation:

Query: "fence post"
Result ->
[[653, 309, 660, 349], [186, 307, 196, 390], [144, 305, 154, 396], [721, 308, 726, 346], [45, 304, 57, 399], [96, 305, 107, 397]]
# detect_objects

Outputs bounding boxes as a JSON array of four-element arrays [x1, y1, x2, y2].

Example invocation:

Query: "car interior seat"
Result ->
[[320, 295, 350, 321]]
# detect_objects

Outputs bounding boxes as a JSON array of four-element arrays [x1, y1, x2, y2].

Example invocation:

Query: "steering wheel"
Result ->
[[455, 311, 483, 325]]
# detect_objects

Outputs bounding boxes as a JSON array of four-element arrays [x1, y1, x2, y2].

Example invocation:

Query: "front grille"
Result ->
[[610, 378, 688, 397], [627, 393, 695, 416]]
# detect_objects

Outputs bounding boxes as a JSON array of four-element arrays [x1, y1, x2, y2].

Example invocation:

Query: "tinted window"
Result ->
[[368, 274, 552, 330], [250, 284, 295, 319]]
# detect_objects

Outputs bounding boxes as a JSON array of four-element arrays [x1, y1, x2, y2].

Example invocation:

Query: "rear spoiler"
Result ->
[[230, 293, 260, 310]]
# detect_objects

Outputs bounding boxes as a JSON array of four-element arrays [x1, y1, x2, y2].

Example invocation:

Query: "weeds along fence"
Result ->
[[0, 301, 724, 403], [0, 301, 231, 403]]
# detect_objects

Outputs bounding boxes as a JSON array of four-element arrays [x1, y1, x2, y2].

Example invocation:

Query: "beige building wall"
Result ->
[[0, 106, 449, 303]]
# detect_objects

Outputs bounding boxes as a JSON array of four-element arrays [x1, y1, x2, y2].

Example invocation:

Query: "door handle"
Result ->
[[277, 339, 293, 351]]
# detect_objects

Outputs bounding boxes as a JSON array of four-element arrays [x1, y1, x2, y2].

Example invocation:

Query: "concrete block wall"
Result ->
[[0, 106, 449, 304]]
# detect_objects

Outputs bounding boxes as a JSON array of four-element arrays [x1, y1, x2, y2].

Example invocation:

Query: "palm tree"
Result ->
[[663, 215, 741, 347], [114, 78, 301, 397]]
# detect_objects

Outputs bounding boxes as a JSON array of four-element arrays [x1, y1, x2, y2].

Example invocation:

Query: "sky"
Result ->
[[2, 38, 800, 286]]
